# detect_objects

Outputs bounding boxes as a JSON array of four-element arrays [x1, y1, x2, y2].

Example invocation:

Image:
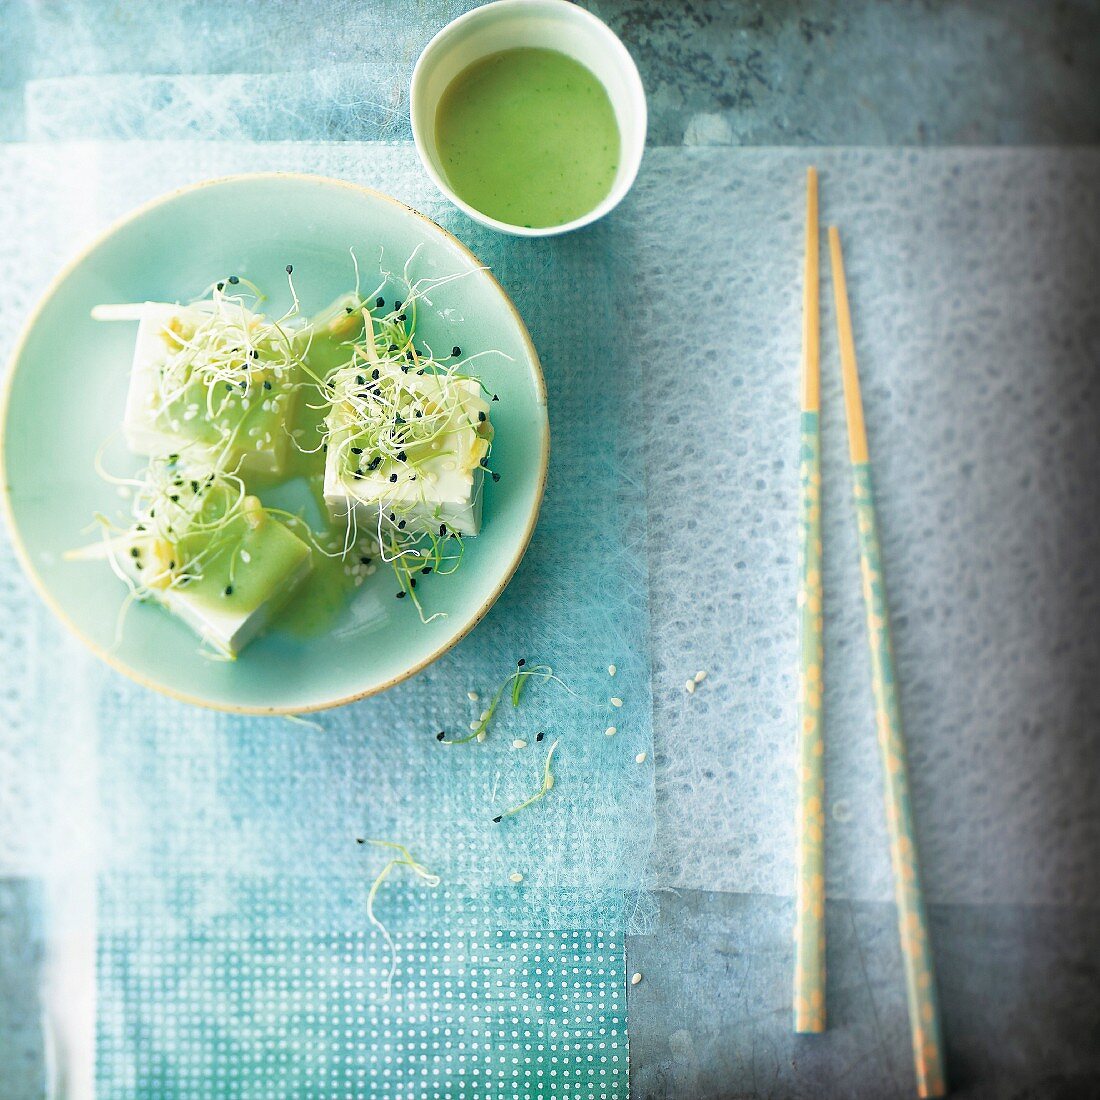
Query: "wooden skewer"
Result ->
[[793, 166, 826, 1035], [828, 226, 947, 1098]]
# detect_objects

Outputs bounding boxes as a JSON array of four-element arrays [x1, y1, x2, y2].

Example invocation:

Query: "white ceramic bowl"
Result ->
[[410, 0, 647, 237]]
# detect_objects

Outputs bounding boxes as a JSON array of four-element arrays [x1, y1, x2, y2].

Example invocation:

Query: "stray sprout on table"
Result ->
[[436, 660, 558, 745], [492, 740, 559, 824], [356, 838, 440, 1002]]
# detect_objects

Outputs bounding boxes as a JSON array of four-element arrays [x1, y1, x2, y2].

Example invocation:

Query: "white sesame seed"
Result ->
[[610, 697, 623, 708], [630, 972, 643, 986], [512, 739, 527, 750], [509, 872, 523, 883], [635, 752, 647, 764], [608, 664, 617, 677], [605, 726, 617, 737], [694, 669, 708, 684], [469, 720, 480, 731], [685, 679, 696, 694], [480, 709, 491, 722], [467, 691, 480, 702], [476, 731, 486, 742]]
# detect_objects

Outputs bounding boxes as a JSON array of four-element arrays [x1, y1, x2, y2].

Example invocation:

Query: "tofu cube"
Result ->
[[122, 302, 301, 475], [126, 503, 312, 658], [323, 371, 492, 538]]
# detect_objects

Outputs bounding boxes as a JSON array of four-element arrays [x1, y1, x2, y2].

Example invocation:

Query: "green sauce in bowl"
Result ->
[[435, 47, 621, 230]]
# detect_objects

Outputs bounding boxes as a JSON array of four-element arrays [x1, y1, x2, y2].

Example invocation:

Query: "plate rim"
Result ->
[[0, 171, 550, 715]]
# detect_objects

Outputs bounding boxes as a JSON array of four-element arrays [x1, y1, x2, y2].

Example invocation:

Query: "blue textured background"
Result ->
[[1, 3, 1099, 1099]]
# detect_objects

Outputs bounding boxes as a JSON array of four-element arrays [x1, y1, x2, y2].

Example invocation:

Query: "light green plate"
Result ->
[[0, 174, 548, 713]]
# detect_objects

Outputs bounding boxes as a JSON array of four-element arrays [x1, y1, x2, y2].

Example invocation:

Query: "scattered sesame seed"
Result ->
[[685, 679, 696, 694], [694, 670, 708, 684], [536, 731, 545, 742], [635, 752, 647, 764], [605, 726, 617, 737], [467, 691, 480, 702], [631, 972, 643, 986], [608, 664, 617, 676], [509, 872, 523, 883], [512, 739, 527, 750], [610, 697, 623, 708]]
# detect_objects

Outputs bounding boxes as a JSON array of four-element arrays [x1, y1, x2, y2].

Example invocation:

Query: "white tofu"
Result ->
[[122, 302, 299, 474], [120, 509, 313, 659], [149, 546, 312, 658], [323, 372, 492, 537]]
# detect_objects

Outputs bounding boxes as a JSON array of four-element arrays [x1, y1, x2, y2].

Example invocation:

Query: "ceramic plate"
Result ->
[[0, 174, 548, 713]]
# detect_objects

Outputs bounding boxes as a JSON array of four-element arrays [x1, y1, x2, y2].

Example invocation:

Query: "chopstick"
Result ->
[[827, 226, 947, 1098], [793, 166, 826, 1035]]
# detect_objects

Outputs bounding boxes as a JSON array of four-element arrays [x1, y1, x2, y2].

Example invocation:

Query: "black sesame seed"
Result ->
[[345, 305, 353, 314], [410, 577, 416, 588], [322, 443, 328, 453], [225, 383, 233, 391], [389, 473, 398, 483], [536, 731, 545, 742], [398, 520, 407, 530], [263, 380, 272, 390], [356, 837, 365, 844], [452, 346, 462, 357], [478, 411, 486, 422], [351, 447, 363, 455], [356, 375, 365, 385], [371, 369, 379, 380], [439, 525, 447, 536], [224, 585, 233, 596], [492, 816, 502, 824], [216, 282, 224, 290], [168, 560, 175, 570], [421, 566, 431, 575], [492, 472, 501, 482], [285, 264, 294, 274], [376, 297, 385, 308], [130, 547, 139, 558], [492, 394, 499, 401], [169, 494, 180, 502], [367, 456, 381, 471], [359, 556, 371, 565], [397, 450, 407, 461], [190, 480, 200, 493], [395, 591, 406, 599], [228, 275, 239, 284], [436, 731, 446, 741], [518, 658, 526, 667], [398, 313, 407, 322], [394, 300, 402, 310]]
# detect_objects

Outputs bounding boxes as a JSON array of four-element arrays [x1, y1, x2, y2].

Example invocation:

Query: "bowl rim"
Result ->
[[0, 171, 550, 715], [410, 0, 647, 238]]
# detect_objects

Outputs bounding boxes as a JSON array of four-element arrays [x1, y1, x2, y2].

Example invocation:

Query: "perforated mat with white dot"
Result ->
[[96, 922, 627, 1099]]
